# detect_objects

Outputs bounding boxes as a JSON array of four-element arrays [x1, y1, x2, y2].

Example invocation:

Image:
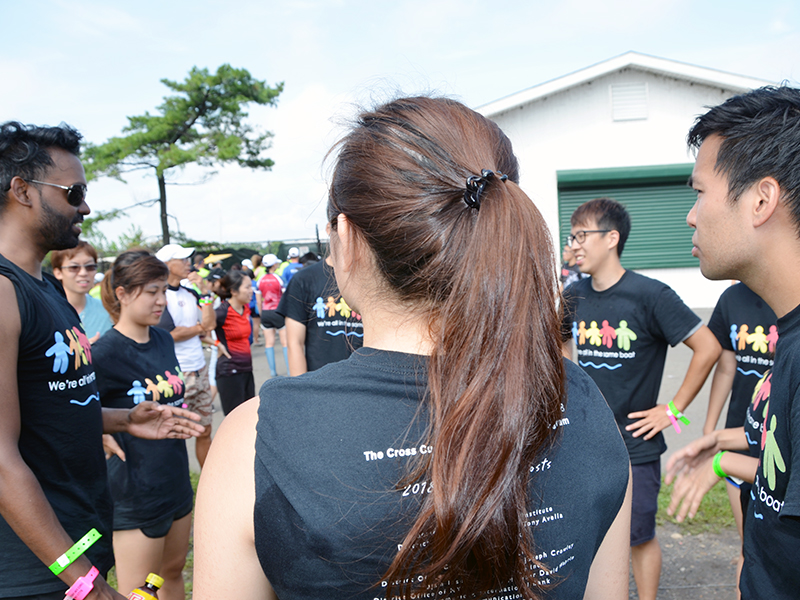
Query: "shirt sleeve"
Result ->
[[276, 272, 309, 323], [652, 285, 703, 347], [155, 306, 176, 332], [707, 290, 733, 350]]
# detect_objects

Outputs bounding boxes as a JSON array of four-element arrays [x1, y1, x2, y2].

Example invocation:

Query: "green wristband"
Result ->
[[49, 528, 102, 576], [668, 400, 691, 425], [712, 451, 729, 479]]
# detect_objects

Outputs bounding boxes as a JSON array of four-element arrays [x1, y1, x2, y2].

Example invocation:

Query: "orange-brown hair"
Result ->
[[328, 97, 565, 599], [101, 249, 168, 324], [50, 241, 98, 270]]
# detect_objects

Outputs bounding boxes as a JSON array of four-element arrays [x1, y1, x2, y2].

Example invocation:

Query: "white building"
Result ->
[[477, 52, 771, 308]]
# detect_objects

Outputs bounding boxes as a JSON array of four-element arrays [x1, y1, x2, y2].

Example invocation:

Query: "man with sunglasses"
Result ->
[[0, 121, 204, 599], [561, 197, 721, 600]]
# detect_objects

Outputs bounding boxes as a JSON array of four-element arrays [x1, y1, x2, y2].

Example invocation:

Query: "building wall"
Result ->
[[488, 68, 736, 308]]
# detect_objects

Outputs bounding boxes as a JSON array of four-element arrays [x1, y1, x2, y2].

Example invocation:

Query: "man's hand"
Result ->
[[85, 575, 126, 599], [666, 456, 721, 522], [126, 402, 205, 440], [101, 435, 125, 461], [626, 404, 672, 440]]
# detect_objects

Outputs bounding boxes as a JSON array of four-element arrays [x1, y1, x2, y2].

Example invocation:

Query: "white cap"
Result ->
[[155, 244, 194, 263], [287, 247, 300, 258], [94, 273, 104, 283], [263, 253, 280, 267], [242, 258, 254, 269]]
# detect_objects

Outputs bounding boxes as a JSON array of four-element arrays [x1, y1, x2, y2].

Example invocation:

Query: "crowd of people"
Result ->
[[0, 85, 798, 600]]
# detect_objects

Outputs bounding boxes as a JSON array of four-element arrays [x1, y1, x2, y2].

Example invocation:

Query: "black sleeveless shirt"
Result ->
[[0, 254, 112, 597]]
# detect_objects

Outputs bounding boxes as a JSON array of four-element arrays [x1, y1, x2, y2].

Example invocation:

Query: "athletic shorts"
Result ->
[[184, 359, 213, 427], [630, 460, 661, 546], [141, 497, 193, 539], [217, 371, 255, 416]]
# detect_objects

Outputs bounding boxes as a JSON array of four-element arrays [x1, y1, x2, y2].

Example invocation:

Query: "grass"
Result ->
[[656, 476, 736, 535]]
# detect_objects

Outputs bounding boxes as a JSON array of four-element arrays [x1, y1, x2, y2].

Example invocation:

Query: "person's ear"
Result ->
[[752, 176, 781, 228], [115, 286, 128, 305], [7, 176, 34, 207], [53, 267, 64, 282], [607, 230, 621, 251]]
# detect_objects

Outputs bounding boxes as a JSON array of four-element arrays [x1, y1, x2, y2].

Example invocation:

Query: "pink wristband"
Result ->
[[666, 405, 681, 434], [64, 566, 99, 600]]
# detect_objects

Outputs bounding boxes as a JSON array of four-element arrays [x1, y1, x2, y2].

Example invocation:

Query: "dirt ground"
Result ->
[[628, 523, 741, 599]]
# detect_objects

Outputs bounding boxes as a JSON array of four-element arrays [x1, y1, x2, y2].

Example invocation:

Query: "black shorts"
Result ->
[[217, 371, 255, 416], [630, 460, 661, 546], [141, 497, 193, 539], [260, 310, 285, 330]]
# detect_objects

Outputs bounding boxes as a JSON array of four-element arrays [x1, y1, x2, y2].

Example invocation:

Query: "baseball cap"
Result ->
[[205, 267, 226, 281], [242, 258, 254, 269], [287, 247, 300, 258], [263, 253, 280, 267], [155, 244, 194, 263]]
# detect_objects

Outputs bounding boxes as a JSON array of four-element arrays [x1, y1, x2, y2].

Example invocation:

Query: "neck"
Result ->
[[360, 301, 433, 356], [589, 258, 625, 292], [168, 274, 182, 287], [228, 297, 244, 313], [741, 231, 800, 318], [0, 221, 46, 278], [114, 318, 151, 344], [65, 290, 87, 313]]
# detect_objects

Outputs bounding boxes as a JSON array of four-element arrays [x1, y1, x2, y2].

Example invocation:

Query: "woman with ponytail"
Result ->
[[195, 97, 632, 600], [95, 250, 195, 598]]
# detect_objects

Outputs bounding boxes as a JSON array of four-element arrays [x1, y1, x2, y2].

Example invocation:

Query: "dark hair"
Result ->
[[570, 197, 631, 256], [0, 121, 82, 212], [299, 251, 319, 265], [51, 241, 99, 270], [218, 269, 249, 300], [101, 249, 169, 324], [328, 97, 564, 599], [688, 85, 800, 234]]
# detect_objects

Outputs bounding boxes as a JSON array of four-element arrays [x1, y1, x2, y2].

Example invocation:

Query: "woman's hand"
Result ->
[[126, 402, 205, 440]]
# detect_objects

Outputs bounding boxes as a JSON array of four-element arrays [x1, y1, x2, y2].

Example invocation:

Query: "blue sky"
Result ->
[[2, 0, 799, 246]]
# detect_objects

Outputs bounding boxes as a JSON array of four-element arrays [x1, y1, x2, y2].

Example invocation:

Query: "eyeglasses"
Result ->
[[59, 263, 98, 275], [567, 229, 611, 246], [25, 179, 88, 207]]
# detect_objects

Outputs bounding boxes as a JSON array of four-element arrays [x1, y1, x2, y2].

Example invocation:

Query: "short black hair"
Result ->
[[570, 197, 631, 257], [688, 85, 800, 234], [0, 121, 83, 212]]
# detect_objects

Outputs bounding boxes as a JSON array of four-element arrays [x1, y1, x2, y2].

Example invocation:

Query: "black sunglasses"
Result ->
[[25, 179, 88, 207]]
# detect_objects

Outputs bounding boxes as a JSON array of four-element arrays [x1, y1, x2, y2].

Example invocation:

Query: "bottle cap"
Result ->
[[145, 573, 164, 589]]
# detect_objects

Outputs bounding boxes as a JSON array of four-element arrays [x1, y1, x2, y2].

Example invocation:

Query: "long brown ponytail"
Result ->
[[328, 97, 565, 599]]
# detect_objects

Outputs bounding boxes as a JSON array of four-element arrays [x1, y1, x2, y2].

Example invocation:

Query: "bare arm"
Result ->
[[285, 317, 308, 376], [169, 323, 206, 343], [627, 325, 722, 440], [200, 302, 216, 331], [703, 349, 736, 435], [0, 277, 123, 599], [194, 396, 276, 599], [584, 467, 632, 600]]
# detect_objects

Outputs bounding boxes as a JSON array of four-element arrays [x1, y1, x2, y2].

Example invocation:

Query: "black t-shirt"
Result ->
[[740, 369, 770, 522], [740, 303, 800, 599], [93, 327, 192, 530], [562, 271, 702, 464], [276, 260, 363, 371], [708, 283, 777, 428], [254, 349, 629, 600], [0, 254, 112, 597]]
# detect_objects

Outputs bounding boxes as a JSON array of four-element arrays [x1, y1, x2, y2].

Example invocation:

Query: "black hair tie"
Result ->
[[463, 169, 508, 210]]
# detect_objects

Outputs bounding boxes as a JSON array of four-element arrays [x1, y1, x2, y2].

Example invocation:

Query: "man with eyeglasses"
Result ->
[[0, 121, 204, 599], [51, 241, 112, 341], [561, 197, 720, 600]]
